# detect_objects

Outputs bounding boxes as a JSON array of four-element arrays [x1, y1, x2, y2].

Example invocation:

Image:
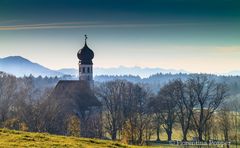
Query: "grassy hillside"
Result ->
[[0, 128, 235, 148], [0, 128, 132, 148]]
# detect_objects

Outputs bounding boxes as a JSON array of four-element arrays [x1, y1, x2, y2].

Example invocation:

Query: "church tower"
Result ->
[[77, 35, 94, 85]]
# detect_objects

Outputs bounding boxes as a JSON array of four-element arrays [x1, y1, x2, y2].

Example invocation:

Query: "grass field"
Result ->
[[0, 128, 235, 148], [0, 128, 132, 148]]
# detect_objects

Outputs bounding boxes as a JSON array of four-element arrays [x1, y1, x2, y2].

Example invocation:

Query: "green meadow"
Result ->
[[0, 128, 235, 148]]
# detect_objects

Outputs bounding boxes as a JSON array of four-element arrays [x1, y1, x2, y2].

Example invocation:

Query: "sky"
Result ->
[[0, 0, 240, 74]]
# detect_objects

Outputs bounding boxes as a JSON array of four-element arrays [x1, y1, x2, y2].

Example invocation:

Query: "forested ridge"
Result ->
[[0, 71, 239, 146]]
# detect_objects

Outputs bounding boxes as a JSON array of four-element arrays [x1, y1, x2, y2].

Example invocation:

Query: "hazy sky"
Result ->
[[0, 0, 240, 74]]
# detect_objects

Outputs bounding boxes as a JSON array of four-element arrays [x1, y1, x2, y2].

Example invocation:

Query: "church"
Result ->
[[49, 35, 102, 137], [77, 35, 94, 85]]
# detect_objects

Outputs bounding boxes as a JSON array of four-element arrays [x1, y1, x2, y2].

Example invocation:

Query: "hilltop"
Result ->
[[0, 56, 63, 77]]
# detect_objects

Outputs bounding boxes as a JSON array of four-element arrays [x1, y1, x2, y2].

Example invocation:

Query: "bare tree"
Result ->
[[149, 97, 164, 142], [0, 73, 18, 124], [190, 76, 227, 141], [150, 81, 177, 141], [97, 80, 151, 144], [228, 98, 240, 146], [218, 103, 232, 142], [175, 79, 198, 141], [160, 88, 177, 141], [127, 84, 151, 145], [96, 80, 127, 140]]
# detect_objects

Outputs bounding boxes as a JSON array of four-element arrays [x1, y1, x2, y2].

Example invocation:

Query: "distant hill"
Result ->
[[94, 66, 188, 78], [58, 66, 189, 78], [95, 73, 240, 95], [57, 68, 78, 76], [0, 56, 63, 77]]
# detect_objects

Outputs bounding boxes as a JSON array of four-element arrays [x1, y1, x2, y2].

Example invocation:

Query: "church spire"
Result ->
[[77, 35, 94, 85], [85, 34, 88, 45]]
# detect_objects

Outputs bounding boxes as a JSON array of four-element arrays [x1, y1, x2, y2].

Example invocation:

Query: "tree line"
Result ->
[[0, 72, 239, 145]]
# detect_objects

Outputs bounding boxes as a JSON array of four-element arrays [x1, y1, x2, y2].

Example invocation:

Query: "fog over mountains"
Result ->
[[0, 56, 239, 78]]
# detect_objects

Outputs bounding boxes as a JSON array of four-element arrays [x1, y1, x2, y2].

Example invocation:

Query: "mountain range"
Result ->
[[58, 66, 189, 78], [0, 56, 239, 77], [0, 56, 62, 77]]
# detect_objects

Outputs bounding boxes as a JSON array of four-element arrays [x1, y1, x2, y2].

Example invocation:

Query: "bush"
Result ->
[[3, 118, 28, 131]]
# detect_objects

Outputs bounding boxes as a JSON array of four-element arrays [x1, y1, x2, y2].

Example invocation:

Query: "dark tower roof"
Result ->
[[77, 35, 94, 65]]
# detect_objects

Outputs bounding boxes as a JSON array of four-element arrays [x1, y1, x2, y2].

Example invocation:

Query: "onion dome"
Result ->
[[77, 35, 94, 64]]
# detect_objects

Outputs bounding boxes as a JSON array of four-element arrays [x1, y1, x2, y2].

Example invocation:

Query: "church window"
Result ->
[[82, 67, 85, 73]]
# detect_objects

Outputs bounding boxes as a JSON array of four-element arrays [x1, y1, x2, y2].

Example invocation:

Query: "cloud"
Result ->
[[0, 26, 16, 30], [0, 21, 101, 30], [0, 23, 167, 30], [0, 21, 236, 31]]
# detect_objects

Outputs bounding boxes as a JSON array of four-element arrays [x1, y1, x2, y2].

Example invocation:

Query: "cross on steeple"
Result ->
[[85, 34, 88, 44]]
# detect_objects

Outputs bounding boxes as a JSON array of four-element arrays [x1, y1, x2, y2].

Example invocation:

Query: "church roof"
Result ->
[[50, 80, 101, 111], [77, 35, 94, 65]]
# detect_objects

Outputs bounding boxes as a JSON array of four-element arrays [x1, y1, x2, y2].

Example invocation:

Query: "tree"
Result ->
[[228, 98, 240, 146], [96, 80, 127, 140], [67, 115, 81, 137], [97, 80, 151, 144], [149, 97, 164, 142], [20, 94, 56, 133], [150, 81, 177, 141], [159, 85, 177, 141], [126, 84, 151, 145], [0, 73, 18, 124], [175, 79, 197, 141], [218, 103, 232, 142], [190, 76, 227, 141]]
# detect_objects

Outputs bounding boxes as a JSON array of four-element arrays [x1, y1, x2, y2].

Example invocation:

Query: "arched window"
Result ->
[[87, 67, 90, 73], [82, 67, 85, 73]]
